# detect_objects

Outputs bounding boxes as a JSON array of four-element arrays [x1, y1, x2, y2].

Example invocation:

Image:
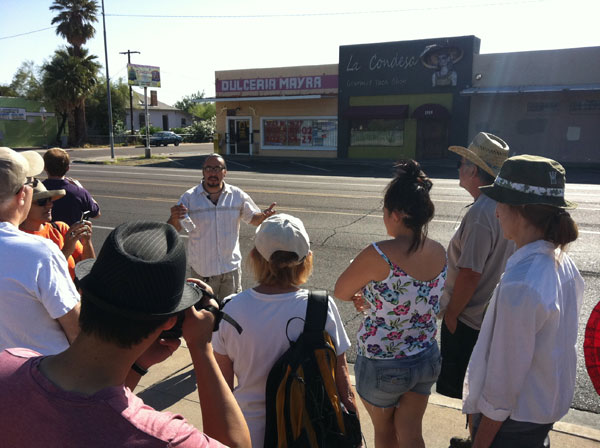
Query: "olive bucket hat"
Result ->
[[479, 154, 576, 209]]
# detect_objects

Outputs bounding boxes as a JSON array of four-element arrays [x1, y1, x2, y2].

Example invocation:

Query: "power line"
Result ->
[[104, 0, 543, 19], [0, 26, 56, 41], [0, 0, 544, 41]]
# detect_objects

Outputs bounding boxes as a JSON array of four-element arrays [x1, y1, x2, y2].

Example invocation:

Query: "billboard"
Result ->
[[127, 64, 161, 88], [0, 108, 26, 120]]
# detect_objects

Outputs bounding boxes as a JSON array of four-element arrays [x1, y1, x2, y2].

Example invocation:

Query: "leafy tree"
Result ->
[[86, 77, 129, 135], [50, 0, 98, 57], [0, 84, 18, 97], [48, 0, 99, 146], [9, 61, 44, 100], [174, 91, 216, 120], [182, 116, 216, 143], [42, 47, 100, 146]]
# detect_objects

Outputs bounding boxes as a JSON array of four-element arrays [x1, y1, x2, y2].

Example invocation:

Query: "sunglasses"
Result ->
[[15, 177, 38, 194], [35, 197, 52, 207]]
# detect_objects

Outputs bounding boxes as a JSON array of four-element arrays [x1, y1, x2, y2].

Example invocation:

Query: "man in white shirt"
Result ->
[[169, 154, 276, 300], [0, 147, 80, 355]]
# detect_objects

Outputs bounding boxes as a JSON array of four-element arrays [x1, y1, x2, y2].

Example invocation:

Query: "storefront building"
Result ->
[[338, 36, 480, 159], [213, 64, 338, 158], [463, 46, 600, 164]]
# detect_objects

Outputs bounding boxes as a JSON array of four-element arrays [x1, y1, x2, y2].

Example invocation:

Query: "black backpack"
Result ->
[[263, 290, 362, 448]]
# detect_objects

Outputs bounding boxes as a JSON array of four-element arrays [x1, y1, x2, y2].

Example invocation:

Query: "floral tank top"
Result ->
[[357, 242, 447, 359]]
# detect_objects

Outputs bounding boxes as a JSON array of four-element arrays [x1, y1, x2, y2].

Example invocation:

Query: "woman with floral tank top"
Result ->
[[335, 160, 447, 448]]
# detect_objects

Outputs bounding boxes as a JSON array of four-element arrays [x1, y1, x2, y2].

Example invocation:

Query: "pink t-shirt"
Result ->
[[0, 348, 227, 448]]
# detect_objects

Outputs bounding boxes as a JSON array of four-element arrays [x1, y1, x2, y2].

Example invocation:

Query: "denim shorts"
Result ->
[[355, 342, 442, 408]]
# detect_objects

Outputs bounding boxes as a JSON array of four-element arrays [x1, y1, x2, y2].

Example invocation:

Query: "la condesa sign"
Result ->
[[128, 64, 161, 88]]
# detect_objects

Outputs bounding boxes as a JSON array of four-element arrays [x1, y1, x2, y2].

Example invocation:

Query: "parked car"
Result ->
[[149, 131, 183, 146]]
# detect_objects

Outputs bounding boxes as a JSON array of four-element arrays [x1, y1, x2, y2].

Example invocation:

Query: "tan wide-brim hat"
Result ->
[[0, 147, 44, 197], [31, 178, 65, 202], [449, 132, 510, 177]]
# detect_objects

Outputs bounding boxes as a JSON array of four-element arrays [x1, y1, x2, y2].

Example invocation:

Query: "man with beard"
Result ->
[[169, 154, 276, 301]]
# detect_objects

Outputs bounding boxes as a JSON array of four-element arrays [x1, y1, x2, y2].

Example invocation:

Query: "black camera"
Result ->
[[160, 283, 242, 339]]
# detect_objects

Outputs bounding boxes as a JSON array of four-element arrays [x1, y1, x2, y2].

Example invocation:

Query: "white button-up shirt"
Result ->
[[463, 240, 584, 423], [180, 182, 260, 277]]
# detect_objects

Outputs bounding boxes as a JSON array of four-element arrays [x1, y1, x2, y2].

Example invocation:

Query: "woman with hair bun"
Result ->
[[463, 155, 584, 447], [335, 160, 447, 448]]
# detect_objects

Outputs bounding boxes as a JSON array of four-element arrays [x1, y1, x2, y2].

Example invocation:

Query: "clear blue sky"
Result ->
[[0, 0, 596, 105]]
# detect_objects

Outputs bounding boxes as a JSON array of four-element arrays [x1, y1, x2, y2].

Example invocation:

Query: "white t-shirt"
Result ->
[[0, 222, 80, 355], [213, 288, 351, 448]]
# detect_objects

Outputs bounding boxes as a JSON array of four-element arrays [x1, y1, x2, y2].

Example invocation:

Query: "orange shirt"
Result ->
[[22, 222, 83, 280]]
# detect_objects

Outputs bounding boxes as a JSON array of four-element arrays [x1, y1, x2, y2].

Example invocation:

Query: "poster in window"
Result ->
[[301, 120, 313, 146], [264, 120, 286, 146], [287, 120, 302, 146]]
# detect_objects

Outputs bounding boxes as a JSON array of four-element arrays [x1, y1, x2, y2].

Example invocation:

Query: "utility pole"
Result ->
[[119, 49, 140, 142], [101, 0, 115, 159]]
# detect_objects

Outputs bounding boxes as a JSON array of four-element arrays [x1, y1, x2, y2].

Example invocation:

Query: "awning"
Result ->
[[194, 95, 335, 103], [461, 84, 600, 95], [343, 105, 409, 119], [411, 103, 450, 120]]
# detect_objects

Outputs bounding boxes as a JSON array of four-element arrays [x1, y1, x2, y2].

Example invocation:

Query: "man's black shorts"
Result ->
[[436, 318, 479, 399]]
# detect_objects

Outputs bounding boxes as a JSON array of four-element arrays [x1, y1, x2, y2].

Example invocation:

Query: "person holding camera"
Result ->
[[0, 221, 251, 448], [168, 153, 276, 301], [20, 180, 95, 281]]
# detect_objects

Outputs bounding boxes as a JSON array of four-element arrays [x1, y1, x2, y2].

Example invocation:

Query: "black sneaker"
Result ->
[[449, 436, 472, 448]]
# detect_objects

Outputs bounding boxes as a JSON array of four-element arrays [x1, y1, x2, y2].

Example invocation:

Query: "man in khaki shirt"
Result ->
[[438, 133, 515, 407]]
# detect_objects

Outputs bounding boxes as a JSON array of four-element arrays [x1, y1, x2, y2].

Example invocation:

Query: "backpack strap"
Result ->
[[304, 290, 328, 333]]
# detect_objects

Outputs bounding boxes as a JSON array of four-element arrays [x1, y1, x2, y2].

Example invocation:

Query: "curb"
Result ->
[[346, 371, 600, 442]]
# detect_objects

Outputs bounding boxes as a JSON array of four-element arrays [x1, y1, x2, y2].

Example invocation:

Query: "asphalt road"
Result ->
[[63, 146, 600, 415]]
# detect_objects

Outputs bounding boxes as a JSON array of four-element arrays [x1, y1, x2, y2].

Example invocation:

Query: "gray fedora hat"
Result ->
[[479, 154, 576, 209], [75, 221, 202, 319]]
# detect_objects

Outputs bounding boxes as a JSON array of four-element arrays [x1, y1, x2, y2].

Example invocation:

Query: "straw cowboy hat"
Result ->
[[449, 132, 509, 177]]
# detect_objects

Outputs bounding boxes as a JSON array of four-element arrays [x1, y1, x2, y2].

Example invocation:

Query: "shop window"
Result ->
[[527, 102, 558, 113], [263, 118, 337, 149], [570, 100, 600, 112], [350, 119, 404, 147]]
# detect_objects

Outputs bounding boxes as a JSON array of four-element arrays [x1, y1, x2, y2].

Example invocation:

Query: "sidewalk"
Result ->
[[135, 344, 600, 448]]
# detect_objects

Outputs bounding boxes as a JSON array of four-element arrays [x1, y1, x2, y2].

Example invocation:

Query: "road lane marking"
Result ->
[[225, 160, 252, 169], [291, 162, 331, 172], [90, 195, 600, 235], [69, 169, 600, 199]]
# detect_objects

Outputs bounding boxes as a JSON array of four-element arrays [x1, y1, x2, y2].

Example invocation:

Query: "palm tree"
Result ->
[[43, 47, 100, 146], [50, 0, 98, 57]]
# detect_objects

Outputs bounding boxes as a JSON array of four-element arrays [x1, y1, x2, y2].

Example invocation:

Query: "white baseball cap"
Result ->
[[254, 213, 310, 262]]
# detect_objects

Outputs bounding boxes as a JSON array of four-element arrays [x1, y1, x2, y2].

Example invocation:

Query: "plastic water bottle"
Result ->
[[179, 204, 196, 233]]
